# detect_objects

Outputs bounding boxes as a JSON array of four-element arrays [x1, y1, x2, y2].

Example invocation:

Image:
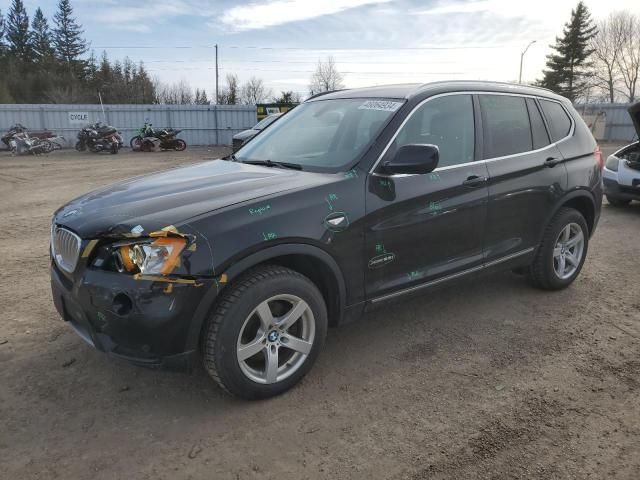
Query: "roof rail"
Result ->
[[416, 80, 558, 95]]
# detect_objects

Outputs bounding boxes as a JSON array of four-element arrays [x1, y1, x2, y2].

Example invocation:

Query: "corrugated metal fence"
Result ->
[[0, 104, 257, 147], [574, 103, 637, 143]]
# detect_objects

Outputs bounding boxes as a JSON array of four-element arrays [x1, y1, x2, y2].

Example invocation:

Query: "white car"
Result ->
[[603, 102, 640, 206]]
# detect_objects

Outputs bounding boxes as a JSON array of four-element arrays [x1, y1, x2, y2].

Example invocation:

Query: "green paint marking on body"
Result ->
[[428, 172, 441, 181], [326, 193, 338, 210], [375, 243, 386, 254], [249, 204, 272, 216], [344, 169, 359, 179], [407, 270, 424, 280], [428, 201, 443, 212], [262, 232, 277, 241]]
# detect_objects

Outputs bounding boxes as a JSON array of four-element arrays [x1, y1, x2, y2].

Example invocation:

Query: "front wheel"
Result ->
[[110, 143, 119, 154], [175, 139, 187, 151], [202, 265, 327, 400], [528, 208, 589, 290], [130, 136, 142, 150], [606, 195, 631, 207]]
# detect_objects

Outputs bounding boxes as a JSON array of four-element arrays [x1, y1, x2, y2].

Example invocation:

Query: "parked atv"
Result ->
[[130, 123, 187, 151], [76, 122, 123, 154]]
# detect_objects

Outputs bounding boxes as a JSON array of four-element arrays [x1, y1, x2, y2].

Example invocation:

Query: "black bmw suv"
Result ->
[[51, 81, 603, 399]]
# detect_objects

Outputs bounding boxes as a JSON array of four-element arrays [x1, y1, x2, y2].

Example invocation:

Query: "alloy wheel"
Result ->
[[236, 294, 315, 384], [553, 222, 584, 280]]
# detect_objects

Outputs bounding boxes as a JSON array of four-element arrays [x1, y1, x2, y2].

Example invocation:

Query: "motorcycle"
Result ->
[[2, 123, 56, 149], [130, 123, 187, 151], [9, 132, 53, 155], [76, 122, 123, 154]]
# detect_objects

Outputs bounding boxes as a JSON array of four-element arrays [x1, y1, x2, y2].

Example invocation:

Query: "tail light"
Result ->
[[594, 145, 604, 169]]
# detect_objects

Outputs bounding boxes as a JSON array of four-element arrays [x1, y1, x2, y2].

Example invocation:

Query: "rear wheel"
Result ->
[[202, 265, 327, 400], [606, 195, 631, 207], [175, 139, 187, 151], [528, 208, 588, 290]]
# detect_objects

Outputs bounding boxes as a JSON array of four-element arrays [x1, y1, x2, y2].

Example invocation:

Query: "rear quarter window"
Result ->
[[539, 99, 572, 142], [526, 98, 551, 150]]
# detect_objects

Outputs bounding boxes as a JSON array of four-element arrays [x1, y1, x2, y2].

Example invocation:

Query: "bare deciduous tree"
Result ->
[[219, 73, 240, 104], [153, 78, 194, 104], [309, 56, 344, 95], [618, 13, 640, 102], [241, 76, 271, 105], [590, 12, 627, 103]]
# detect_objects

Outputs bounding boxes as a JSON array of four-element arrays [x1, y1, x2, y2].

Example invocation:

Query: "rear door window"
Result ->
[[539, 99, 572, 142], [526, 98, 551, 150], [479, 95, 533, 159]]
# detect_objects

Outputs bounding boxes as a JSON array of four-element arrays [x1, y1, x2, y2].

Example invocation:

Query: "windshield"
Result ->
[[235, 98, 404, 171], [254, 114, 281, 130]]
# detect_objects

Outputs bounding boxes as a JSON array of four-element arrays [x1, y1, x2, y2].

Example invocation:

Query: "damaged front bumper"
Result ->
[[50, 259, 217, 371]]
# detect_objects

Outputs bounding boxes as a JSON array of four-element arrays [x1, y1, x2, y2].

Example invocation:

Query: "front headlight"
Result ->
[[605, 155, 619, 172], [115, 237, 186, 275]]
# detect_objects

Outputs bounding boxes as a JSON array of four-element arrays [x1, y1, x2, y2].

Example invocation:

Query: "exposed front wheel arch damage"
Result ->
[[190, 246, 347, 356]]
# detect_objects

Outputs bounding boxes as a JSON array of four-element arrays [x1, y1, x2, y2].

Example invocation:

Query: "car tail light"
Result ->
[[594, 145, 604, 169]]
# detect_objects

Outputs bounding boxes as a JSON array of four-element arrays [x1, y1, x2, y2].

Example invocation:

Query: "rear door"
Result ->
[[481, 94, 567, 262], [364, 94, 489, 300]]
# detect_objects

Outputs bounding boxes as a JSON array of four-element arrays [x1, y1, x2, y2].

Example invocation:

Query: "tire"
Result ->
[[175, 139, 187, 151], [75, 141, 86, 152], [130, 136, 142, 150], [202, 265, 327, 400], [606, 195, 631, 207], [528, 207, 589, 290], [110, 144, 119, 155]]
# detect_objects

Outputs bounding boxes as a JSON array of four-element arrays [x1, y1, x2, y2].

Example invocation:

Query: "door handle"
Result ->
[[462, 175, 487, 187], [544, 157, 562, 167]]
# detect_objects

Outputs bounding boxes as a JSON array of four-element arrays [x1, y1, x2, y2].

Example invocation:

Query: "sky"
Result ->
[[18, 0, 640, 100]]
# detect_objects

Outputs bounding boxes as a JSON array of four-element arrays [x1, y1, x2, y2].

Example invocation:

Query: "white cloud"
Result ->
[[221, 0, 391, 31]]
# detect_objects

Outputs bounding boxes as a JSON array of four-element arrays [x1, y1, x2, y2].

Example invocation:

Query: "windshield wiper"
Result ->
[[242, 159, 302, 170]]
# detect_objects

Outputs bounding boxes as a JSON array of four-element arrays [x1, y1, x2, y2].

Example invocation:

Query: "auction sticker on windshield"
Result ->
[[358, 100, 403, 112]]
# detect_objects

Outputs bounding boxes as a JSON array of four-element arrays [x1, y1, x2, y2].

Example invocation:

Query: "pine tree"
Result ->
[[0, 9, 6, 51], [31, 8, 53, 61], [538, 1, 597, 101], [6, 0, 32, 61], [200, 89, 209, 105], [53, 0, 88, 68]]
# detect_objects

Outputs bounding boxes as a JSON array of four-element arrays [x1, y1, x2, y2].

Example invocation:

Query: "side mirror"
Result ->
[[382, 144, 439, 175]]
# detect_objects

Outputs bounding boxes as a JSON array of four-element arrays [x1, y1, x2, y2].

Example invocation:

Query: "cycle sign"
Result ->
[[68, 112, 89, 125]]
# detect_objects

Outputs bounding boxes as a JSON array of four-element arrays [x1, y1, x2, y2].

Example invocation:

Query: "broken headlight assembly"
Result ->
[[113, 237, 186, 275]]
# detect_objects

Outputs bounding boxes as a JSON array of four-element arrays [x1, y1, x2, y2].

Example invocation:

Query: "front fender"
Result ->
[[184, 242, 347, 352]]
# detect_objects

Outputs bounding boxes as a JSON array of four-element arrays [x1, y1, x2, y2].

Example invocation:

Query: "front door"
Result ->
[[364, 94, 488, 300]]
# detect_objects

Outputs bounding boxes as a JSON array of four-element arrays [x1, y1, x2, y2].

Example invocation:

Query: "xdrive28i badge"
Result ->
[[368, 252, 396, 269]]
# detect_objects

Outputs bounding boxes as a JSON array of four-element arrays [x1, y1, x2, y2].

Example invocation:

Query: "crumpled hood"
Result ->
[[54, 159, 330, 238]]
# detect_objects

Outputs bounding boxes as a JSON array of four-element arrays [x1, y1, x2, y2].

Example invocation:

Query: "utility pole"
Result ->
[[519, 40, 536, 84], [215, 44, 219, 104]]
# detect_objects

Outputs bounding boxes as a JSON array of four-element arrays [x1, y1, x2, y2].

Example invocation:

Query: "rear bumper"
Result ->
[[50, 261, 217, 371]]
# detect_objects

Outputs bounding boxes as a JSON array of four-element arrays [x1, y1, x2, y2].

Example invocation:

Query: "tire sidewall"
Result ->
[[541, 210, 589, 289], [208, 271, 327, 399]]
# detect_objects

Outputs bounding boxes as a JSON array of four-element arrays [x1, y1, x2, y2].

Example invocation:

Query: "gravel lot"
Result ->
[[1, 145, 639, 480]]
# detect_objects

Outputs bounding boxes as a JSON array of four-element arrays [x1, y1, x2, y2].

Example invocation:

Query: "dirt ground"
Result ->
[[1, 145, 639, 480]]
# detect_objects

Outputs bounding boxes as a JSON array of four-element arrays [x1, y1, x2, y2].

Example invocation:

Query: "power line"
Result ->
[[94, 44, 515, 51]]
